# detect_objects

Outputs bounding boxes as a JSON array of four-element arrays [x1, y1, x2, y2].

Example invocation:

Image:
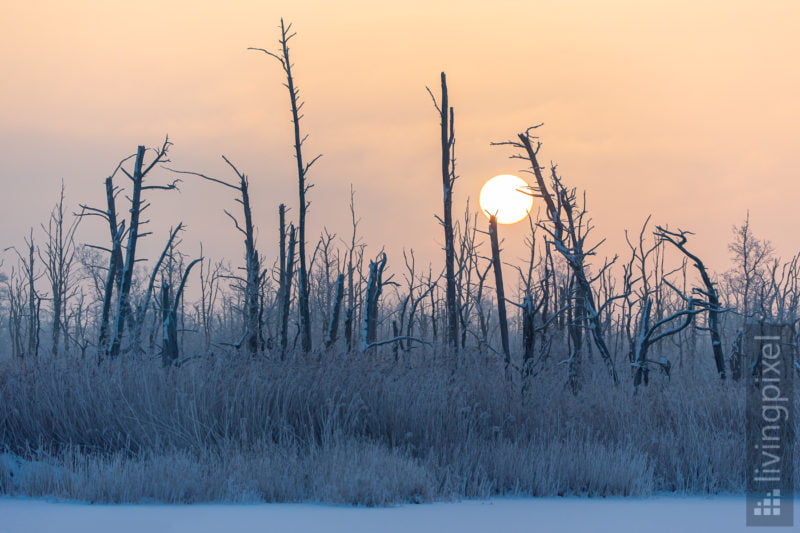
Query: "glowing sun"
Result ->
[[479, 174, 533, 224]]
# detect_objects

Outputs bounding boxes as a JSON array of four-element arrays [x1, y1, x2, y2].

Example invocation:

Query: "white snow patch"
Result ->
[[0, 495, 791, 533]]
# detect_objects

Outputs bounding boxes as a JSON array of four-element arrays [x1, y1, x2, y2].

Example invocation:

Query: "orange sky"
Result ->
[[1, 1, 798, 286]]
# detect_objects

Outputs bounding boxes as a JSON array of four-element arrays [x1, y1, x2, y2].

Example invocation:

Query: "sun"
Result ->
[[479, 174, 533, 224]]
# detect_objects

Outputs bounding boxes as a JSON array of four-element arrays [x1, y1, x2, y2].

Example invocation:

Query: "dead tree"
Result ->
[[66, 289, 91, 359], [759, 254, 800, 323], [620, 222, 705, 391], [454, 202, 480, 348], [494, 126, 619, 387], [25, 233, 41, 358], [198, 251, 226, 351], [629, 288, 704, 389], [160, 281, 177, 366], [4, 267, 26, 358], [726, 213, 772, 322], [159, 258, 201, 366], [6, 230, 42, 357], [427, 72, 459, 351], [107, 139, 176, 359], [169, 156, 264, 357], [621, 216, 661, 365], [521, 294, 537, 371], [3, 238, 42, 359], [130, 224, 185, 353], [395, 250, 415, 351], [400, 249, 438, 352], [465, 259, 493, 351], [80, 174, 126, 358], [309, 228, 338, 341], [343, 185, 365, 352], [281, 223, 297, 356], [276, 204, 298, 356], [277, 204, 289, 348], [39, 183, 81, 357], [250, 19, 321, 354], [361, 253, 388, 352], [655, 226, 727, 378], [620, 216, 689, 387], [512, 216, 551, 384], [325, 273, 345, 349], [724, 214, 773, 379], [452, 202, 495, 352], [359, 253, 427, 352], [487, 214, 511, 370]]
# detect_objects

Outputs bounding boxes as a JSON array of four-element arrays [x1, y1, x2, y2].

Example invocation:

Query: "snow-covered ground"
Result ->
[[1, 495, 789, 533]]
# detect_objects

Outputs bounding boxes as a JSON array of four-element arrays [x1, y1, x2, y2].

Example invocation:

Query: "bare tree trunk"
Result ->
[[488, 215, 510, 370], [83, 175, 126, 359], [429, 72, 459, 352], [278, 203, 288, 347], [40, 183, 80, 357], [281, 224, 297, 357], [129, 224, 184, 354], [343, 185, 363, 353], [250, 20, 321, 354], [160, 281, 178, 366], [160, 258, 201, 367], [197, 249, 223, 351], [109, 146, 146, 358], [656, 226, 727, 379], [108, 140, 175, 358], [521, 294, 536, 377], [494, 127, 618, 385], [361, 253, 387, 352], [729, 329, 744, 381], [326, 273, 344, 349], [567, 283, 585, 394], [8, 234, 42, 358], [4, 268, 27, 358], [403, 251, 437, 352], [22, 231, 41, 358], [240, 173, 261, 356], [98, 232, 123, 357], [169, 156, 263, 357], [344, 307, 354, 353]]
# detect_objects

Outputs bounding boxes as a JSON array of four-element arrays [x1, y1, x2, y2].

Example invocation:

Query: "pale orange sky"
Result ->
[[1, 1, 798, 285]]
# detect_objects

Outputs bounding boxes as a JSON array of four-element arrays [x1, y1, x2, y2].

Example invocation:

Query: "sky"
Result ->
[[1, 0, 798, 283]]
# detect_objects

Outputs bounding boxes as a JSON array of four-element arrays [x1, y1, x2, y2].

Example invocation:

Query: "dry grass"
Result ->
[[0, 349, 794, 504]]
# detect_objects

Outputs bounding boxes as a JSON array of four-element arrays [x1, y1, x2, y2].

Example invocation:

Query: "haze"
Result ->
[[1, 0, 798, 276]]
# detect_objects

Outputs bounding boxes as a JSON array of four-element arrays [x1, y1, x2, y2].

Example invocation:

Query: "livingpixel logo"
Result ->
[[752, 489, 782, 517], [745, 324, 794, 527]]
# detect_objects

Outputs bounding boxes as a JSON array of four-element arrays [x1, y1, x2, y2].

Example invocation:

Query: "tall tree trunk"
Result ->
[[97, 174, 124, 359], [160, 281, 178, 366], [504, 129, 618, 385], [278, 203, 288, 347], [432, 72, 459, 352], [250, 20, 320, 353], [240, 174, 261, 356], [168, 156, 263, 357], [109, 146, 146, 358], [24, 232, 40, 358], [521, 294, 536, 381], [326, 273, 345, 349], [489, 215, 510, 369], [160, 258, 200, 367], [281, 224, 297, 357], [361, 253, 387, 352], [655, 226, 727, 379]]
